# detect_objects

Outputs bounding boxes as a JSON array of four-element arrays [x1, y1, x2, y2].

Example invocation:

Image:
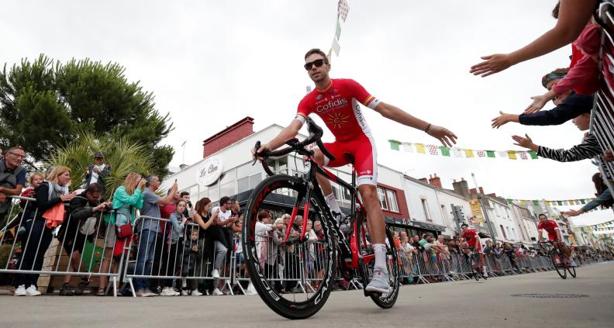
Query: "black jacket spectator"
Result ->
[[518, 94, 593, 126]]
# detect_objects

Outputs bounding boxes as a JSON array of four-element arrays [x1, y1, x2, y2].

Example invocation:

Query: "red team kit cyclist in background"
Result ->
[[537, 213, 573, 265], [461, 223, 487, 278], [254, 48, 457, 293]]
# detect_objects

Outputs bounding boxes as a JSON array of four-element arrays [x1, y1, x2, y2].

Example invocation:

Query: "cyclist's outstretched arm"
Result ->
[[257, 118, 304, 153], [373, 102, 457, 147]]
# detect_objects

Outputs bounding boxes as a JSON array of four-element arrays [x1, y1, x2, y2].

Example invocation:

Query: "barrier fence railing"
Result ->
[[594, 1, 614, 192], [1, 198, 612, 296], [0, 196, 126, 296]]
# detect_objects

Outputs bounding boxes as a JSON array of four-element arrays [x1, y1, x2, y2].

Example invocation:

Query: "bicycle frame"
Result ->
[[272, 151, 375, 272]]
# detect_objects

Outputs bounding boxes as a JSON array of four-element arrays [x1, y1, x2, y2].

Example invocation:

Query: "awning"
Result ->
[[385, 217, 447, 232]]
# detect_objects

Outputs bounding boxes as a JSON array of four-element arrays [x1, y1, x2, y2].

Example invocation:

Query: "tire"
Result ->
[[567, 257, 577, 278], [355, 218, 400, 309], [242, 174, 337, 320], [551, 253, 567, 279]]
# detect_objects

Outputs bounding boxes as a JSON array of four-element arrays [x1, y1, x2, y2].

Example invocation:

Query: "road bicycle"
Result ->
[[242, 117, 400, 319], [462, 247, 486, 281], [539, 241, 576, 279]]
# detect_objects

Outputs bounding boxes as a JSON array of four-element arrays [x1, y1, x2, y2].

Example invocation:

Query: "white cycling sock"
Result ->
[[325, 193, 342, 219], [373, 244, 389, 273]]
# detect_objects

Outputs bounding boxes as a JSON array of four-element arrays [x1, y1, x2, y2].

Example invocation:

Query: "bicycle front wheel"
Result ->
[[551, 253, 567, 279], [242, 174, 338, 320]]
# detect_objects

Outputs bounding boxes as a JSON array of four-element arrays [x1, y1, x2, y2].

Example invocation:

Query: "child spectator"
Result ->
[[181, 227, 201, 295]]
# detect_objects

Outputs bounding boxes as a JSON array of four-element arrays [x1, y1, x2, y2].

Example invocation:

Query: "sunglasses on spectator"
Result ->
[[304, 59, 325, 71]]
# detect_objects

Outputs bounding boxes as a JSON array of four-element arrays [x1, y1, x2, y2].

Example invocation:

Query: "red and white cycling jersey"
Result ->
[[462, 228, 482, 253], [296, 79, 381, 186], [538, 219, 560, 242]]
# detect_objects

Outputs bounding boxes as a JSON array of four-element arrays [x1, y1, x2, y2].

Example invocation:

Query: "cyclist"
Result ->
[[537, 213, 573, 265], [254, 48, 457, 293], [460, 223, 487, 278]]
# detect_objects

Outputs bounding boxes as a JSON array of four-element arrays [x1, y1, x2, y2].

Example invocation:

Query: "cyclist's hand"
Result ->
[[426, 125, 457, 147], [252, 142, 270, 161]]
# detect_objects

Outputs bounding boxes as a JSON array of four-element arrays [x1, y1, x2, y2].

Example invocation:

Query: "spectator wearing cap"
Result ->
[[492, 68, 594, 129], [84, 152, 111, 193]]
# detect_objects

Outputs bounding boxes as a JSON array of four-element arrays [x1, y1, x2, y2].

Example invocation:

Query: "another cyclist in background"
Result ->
[[254, 48, 457, 294], [460, 223, 487, 279], [537, 213, 573, 266]]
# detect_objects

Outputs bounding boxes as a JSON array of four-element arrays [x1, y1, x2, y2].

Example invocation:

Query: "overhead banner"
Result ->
[[506, 198, 597, 207], [388, 140, 538, 161], [469, 199, 485, 225]]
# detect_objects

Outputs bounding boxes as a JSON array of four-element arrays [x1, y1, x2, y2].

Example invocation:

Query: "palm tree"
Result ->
[[48, 132, 153, 199]]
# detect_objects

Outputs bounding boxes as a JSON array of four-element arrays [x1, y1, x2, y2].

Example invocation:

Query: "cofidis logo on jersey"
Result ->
[[316, 96, 348, 113]]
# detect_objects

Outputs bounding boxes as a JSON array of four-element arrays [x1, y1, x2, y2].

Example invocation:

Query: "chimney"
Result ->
[[203, 117, 255, 158], [452, 178, 470, 199], [428, 173, 442, 189]]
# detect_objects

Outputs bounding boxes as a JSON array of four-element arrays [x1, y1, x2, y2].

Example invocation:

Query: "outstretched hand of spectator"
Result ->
[[470, 54, 513, 77], [561, 209, 581, 217], [524, 94, 549, 114], [512, 134, 538, 151], [491, 111, 519, 129], [426, 125, 457, 147]]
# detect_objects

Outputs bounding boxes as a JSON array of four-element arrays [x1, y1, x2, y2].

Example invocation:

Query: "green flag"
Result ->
[[439, 146, 451, 157], [486, 150, 495, 158], [389, 140, 401, 151], [529, 151, 538, 159]]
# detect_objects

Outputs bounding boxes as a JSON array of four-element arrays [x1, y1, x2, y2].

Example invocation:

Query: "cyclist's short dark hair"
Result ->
[[304, 48, 329, 64]]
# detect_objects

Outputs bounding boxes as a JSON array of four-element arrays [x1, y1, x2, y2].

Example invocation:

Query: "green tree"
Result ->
[[49, 132, 153, 199], [0, 54, 174, 176]]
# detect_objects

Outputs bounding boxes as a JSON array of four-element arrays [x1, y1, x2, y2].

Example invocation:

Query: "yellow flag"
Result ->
[[415, 143, 426, 154], [464, 149, 475, 158], [507, 151, 517, 160]]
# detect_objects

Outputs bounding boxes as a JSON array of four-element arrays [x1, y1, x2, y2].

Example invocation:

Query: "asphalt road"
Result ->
[[1, 262, 613, 328]]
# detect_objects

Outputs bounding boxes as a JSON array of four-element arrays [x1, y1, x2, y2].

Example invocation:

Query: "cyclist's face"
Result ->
[[305, 54, 329, 83]]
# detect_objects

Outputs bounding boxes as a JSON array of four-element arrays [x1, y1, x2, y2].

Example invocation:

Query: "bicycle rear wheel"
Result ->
[[242, 174, 337, 319], [355, 218, 400, 309], [551, 253, 567, 279]]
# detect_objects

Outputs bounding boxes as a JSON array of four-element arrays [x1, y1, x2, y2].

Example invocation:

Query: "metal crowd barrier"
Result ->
[[122, 215, 232, 297], [394, 248, 574, 284], [0, 196, 126, 296], [594, 1, 614, 192]]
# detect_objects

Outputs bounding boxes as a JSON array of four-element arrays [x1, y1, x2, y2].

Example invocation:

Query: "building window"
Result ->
[[421, 198, 431, 222], [376, 186, 400, 213], [386, 189, 399, 212], [500, 225, 507, 239], [378, 188, 389, 210]]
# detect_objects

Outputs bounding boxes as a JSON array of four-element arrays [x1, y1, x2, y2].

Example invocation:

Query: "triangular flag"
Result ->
[[335, 20, 342, 40], [529, 151, 538, 159], [439, 146, 450, 157], [452, 148, 463, 157], [497, 151, 508, 158], [533, 200, 539, 206], [427, 144, 439, 155], [464, 149, 475, 158], [401, 142, 414, 152], [519, 152, 528, 160], [507, 151, 517, 160], [477, 150, 486, 158], [389, 140, 401, 151], [486, 150, 496, 158], [557, 201, 563, 206], [415, 143, 426, 154]]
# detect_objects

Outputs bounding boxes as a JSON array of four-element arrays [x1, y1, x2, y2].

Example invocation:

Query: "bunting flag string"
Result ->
[[328, 0, 350, 60], [389, 139, 538, 161], [505, 198, 597, 208]]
